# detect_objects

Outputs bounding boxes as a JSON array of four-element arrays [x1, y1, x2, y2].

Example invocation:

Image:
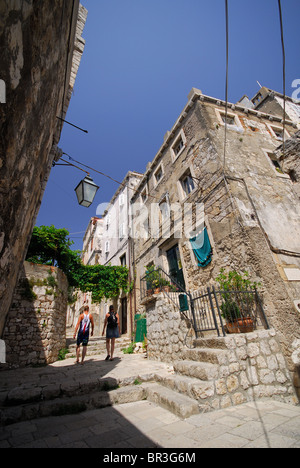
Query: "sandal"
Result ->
[[105, 355, 110, 361]]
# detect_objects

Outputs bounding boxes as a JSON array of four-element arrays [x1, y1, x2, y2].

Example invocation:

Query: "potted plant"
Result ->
[[216, 268, 261, 334], [145, 266, 160, 295], [220, 299, 244, 333], [160, 277, 172, 293], [145, 265, 154, 295]]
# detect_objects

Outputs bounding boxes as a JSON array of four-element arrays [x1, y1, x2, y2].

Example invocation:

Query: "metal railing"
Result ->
[[140, 267, 269, 338]]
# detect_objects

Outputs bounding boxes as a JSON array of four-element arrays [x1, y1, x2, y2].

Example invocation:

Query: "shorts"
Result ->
[[106, 326, 119, 339], [77, 332, 89, 347]]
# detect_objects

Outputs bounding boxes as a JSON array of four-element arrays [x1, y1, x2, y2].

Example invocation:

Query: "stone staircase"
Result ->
[[65, 334, 132, 359], [145, 337, 230, 417], [143, 331, 296, 417], [0, 330, 295, 425]]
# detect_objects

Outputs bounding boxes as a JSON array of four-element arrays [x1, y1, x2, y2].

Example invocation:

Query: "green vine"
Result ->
[[26, 225, 130, 303]]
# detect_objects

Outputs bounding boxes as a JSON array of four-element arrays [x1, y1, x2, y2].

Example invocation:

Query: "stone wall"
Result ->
[[0, 1, 87, 336], [146, 295, 297, 407], [146, 295, 190, 362], [3, 262, 68, 368]]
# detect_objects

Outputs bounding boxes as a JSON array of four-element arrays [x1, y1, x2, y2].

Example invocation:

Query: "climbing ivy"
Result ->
[[26, 225, 130, 303]]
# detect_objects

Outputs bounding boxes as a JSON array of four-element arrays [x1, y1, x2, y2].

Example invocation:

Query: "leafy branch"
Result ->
[[26, 225, 130, 303]]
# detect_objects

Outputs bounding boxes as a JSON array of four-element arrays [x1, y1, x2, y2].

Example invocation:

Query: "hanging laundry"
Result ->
[[190, 227, 212, 267]]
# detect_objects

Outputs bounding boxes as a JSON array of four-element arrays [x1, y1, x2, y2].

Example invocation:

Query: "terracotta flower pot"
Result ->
[[226, 322, 241, 334], [237, 317, 254, 333], [226, 317, 254, 334]]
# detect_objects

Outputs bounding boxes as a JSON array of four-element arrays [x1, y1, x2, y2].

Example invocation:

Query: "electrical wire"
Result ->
[[278, 0, 286, 166], [61, 152, 199, 203], [59, 158, 90, 175], [223, 0, 229, 172], [55, 1, 289, 220]]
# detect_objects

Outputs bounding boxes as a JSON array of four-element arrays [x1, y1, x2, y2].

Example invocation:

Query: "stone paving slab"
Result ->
[[0, 398, 299, 448], [0, 351, 172, 400], [1, 350, 300, 449]]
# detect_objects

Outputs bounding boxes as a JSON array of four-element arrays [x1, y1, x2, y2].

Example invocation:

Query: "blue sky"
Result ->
[[36, 0, 300, 251]]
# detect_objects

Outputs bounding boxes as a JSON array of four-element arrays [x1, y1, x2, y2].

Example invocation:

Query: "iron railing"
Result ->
[[140, 267, 269, 338]]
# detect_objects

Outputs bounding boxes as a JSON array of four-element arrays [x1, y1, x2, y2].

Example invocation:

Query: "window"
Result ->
[[105, 241, 110, 253], [174, 138, 184, 156], [105, 214, 111, 229], [119, 223, 125, 239], [267, 124, 290, 142], [119, 193, 125, 207], [268, 153, 282, 172], [159, 200, 170, 223], [154, 165, 163, 185], [171, 130, 186, 162], [288, 169, 297, 183], [272, 127, 284, 141], [215, 109, 242, 130], [141, 187, 147, 203], [120, 254, 126, 266], [263, 150, 290, 179], [252, 92, 263, 106], [221, 114, 235, 126], [181, 173, 195, 197]]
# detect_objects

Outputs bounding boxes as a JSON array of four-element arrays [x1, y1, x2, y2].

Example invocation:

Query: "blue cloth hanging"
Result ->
[[190, 227, 212, 267]]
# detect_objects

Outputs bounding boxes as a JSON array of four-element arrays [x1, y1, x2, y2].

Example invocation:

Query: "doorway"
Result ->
[[121, 297, 127, 335], [166, 245, 186, 290]]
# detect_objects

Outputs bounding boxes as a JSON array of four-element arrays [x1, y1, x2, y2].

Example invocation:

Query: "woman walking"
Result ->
[[102, 305, 120, 361], [73, 305, 94, 365]]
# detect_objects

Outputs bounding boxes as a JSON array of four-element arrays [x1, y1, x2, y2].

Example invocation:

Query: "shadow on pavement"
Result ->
[[0, 347, 164, 448]]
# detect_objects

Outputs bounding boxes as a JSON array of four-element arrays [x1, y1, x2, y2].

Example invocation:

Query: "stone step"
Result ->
[[67, 337, 131, 349], [155, 373, 215, 406], [145, 383, 199, 419], [182, 347, 228, 366], [65, 346, 131, 359], [194, 336, 229, 350], [173, 360, 219, 381], [0, 384, 147, 426], [65, 337, 132, 358]]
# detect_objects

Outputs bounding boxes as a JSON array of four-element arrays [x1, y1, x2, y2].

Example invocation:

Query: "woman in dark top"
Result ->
[[102, 305, 120, 361]]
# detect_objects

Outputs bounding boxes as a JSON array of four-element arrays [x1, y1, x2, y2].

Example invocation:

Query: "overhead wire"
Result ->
[[56, 0, 289, 219], [223, 0, 229, 172], [278, 0, 287, 167], [60, 152, 203, 203]]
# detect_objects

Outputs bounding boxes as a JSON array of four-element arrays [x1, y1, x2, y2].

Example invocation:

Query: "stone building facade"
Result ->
[[3, 262, 68, 368], [275, 130, 300, 199], [97, 171, 143, 336], [131, 87, 300, 399], [249, 86, 300, 129], [67, 217, 104, 332], [72, 172, 143, 336], [0, 1, 87, 337]]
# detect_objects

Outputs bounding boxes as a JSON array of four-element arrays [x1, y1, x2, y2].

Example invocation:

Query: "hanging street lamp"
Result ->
[[74, 175, 99, 208]]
